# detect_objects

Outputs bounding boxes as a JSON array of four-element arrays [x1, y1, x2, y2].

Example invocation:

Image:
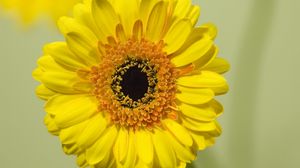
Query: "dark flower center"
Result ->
[[111, 58, 157, 108], [120, 65, 149, 101]]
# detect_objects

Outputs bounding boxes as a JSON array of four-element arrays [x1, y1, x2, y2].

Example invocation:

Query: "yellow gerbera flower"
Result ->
[[33, 0, 229, 167], [0, 0, 81, 24]]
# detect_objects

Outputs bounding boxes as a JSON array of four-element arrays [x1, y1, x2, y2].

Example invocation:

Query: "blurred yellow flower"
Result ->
[[0, 0, 81, 24], [33, 0, 229, 167]]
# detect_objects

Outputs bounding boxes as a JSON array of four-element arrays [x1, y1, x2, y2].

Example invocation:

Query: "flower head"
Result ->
[[0, 0, 81, 24], [33, 0, 229, 167]]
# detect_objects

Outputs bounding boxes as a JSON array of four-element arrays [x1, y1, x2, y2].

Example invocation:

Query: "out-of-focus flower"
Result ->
[[0, 0, 81, 24], [33, 0, 229, 167]]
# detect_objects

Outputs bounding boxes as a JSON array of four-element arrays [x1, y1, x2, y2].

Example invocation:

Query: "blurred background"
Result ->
[[0, 0, 299, 167]]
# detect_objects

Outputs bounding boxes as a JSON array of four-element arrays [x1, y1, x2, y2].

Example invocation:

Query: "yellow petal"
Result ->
[[152, 128, 176, 168], [132, 20, 143, 41], [73, 3, 105, 41], [182, 117, 217, 132], [163, 119, 193, 147], [199, 23, 218, 40], [58, 17, 100, 66], [92, 0, 119, 37], [193, 45, 218, 71], [177, 86, 214, 105], [44, 114, 59, 136], [113, 0, 139, 36], [171, 37, 213, 67], [59, 120, 88, 144], [135, 130, 153, 165], [32, 68, 43, 81], [139, 0, 157, 28], [76, 153, 88, 167], [202, 57, 230, 74], [77, 113, 107, 149], [123, 130, 137, 168], [43, 42, 87, 71], [173, 0, 191, 20], [164, 19, 192, 54], [72, 81, 93, 93], [178, 103, 217, 122], [165, 131, 196, 162], [115, 23, 127, 42], [45, 94, 97, 128], [205, 137, 216, 147], [86, 126, 118, 165], [62, 143, 80, 155], [40, 71, 80, 94], [36, 55, 66, 72], [146, 1, 168, 42], [35, 84, 56, 100], [114, 127, 129, 164], [187, 5, 200, 26], [177, 71, 227, 88], [178, 162, 187, 168], [93, 150, 113, 168], [189, 132, 206, 150], [175, 24, 217, 55]]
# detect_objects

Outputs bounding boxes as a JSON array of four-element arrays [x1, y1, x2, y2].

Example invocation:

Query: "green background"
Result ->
[[0, 0, 299, 167]]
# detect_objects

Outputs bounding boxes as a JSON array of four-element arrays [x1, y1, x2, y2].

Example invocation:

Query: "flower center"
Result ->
[[111, 58, 157, 108], [90, 38, 179, 130], [119, 64, 149, 101]]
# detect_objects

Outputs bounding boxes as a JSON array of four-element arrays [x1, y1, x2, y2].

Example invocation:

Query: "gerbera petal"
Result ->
[[77, 113, 107, 149], [62, 143, 81, 155], [171, 36, 213, 67], [202, 57, 230, 74], [86, 126, 118, 165], [72, 81, 93, 93], [73, 3, 105, 41], [132, 20, 143, 40], [135, 130, 153, 165], [44, 114, 59, 136], [35, 84, 56, 100], [173, 0, 191, 20], [176, 86, 214, 105], [45, 94, 97, 128], [92, 0, 119, 38], [77, 153, 88, 167], [199, 23, 218, 40], [114, 127, 129, 164], [189, 132, 206, 150], [193, 45, 218, 71], [146, 1, 168, 42], [32, 68, 43, 81], [152, 128, 176, 168], [139, 0, 157, 28], [36, 55, 66, 72], [178, 103, 217, 122], [165, 132, 196, 162], [43, 42, 87, 71], [59, 120, 88, 145], [164, 19, 193, 54], [123, 130, 137, 167], [187, 5, 200, 26], [174, 24, 217, 55], [113, 0, 139, 36], [94, 151, 114, 168], [40, 71, 81, 94], [182, 117, 218, 132], [58, 17, 100, 66], [115, 23, 127, 42], [177, 71, 227, 88], [163, 119, 193, 147]]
